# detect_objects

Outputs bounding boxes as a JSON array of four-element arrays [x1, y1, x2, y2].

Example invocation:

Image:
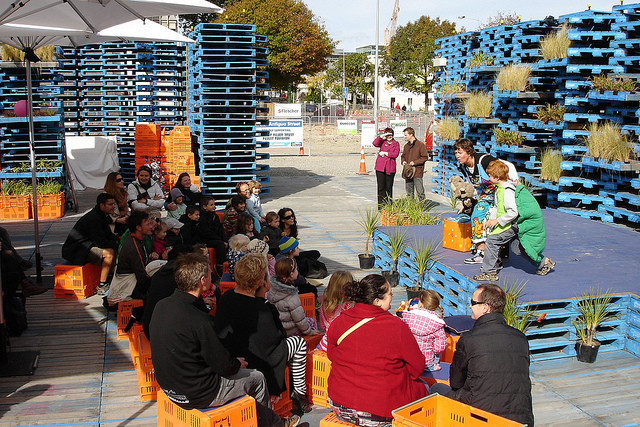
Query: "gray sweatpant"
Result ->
[[481, 225, 545, 273]]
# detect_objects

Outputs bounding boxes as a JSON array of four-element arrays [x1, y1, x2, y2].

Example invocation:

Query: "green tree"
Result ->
[[216, 0, 334, 90], [382, 16, 457, 106], [325, 53, 374, 107]]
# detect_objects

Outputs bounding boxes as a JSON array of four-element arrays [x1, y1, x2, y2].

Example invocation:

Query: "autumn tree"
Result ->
[[482, 11, 520, 28], [216, 0, 334, 90], [382, 16, 457, 106], [325, 53, 375, 107]]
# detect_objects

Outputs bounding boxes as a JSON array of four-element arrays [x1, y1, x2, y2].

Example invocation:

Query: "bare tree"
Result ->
[[482, 11, 520, 28]]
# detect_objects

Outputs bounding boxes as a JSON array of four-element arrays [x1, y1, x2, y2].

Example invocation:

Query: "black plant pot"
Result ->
[[406, 288, 422, 301], [358, 254, 376, 269], [576, 341, 600, 363], [382, 271, 400, 287]]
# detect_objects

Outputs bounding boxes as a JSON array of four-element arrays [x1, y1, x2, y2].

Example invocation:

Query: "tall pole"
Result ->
[[374, 0, 380, 132], [26, 59, 42, 283], [342, 52, 346, 114]]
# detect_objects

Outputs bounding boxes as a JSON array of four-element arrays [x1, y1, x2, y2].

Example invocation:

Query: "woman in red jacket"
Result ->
[[372, 128, 400, 208], [326, 274, 427, 425]]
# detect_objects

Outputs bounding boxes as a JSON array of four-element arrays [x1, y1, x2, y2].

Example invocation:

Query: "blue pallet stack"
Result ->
[[187, 23, 270, 201], [54, 42, 188, 181], [0, 61, 66, 180], [432, 3, 640, 229]]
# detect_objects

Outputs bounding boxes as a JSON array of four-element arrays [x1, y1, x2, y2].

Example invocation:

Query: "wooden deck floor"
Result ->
[[1, 171, 639, 426]]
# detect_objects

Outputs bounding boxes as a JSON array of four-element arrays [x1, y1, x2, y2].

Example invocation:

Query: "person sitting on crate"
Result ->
[[215, 253, 313, 415], [430, 284, 534, 426], [106, 211, 155, 309], [127, 165, 165, 215], [62, 192, 120, 296], [326, 274, 427, 426], [150, 252, 298, 427], [103, 172, 129, 236]]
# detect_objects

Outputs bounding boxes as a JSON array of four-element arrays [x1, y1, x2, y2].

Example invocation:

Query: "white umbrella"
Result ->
[[0, 0, 223, 31]]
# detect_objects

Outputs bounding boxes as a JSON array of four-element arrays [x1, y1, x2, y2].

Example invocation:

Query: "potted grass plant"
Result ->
[[500, 276, 533, 333], [572, 288, 614, 363], [407, 239, 441, 300], [35, 179, 64, 219], [496, 65, 531, 91], [540, 149, 563, 182], [584, 122, 635, 164], [382, 228, 407, 288], [355, 208, 380, 269]]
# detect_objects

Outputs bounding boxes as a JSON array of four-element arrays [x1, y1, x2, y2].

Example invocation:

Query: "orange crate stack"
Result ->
[[391, 395, 524, 426], [35, 193, 65, 219], [270, 365, 292, 418], [299, 292, 315, 319], [320, 413, 358, 426], [53, 263, 101, 299], [137, 329, 153, 372], [136, 366, 160, 402], [306, 349, 331, 408], [128, 323, 144, 369], [135, 122, 162, 171], [157, 390, 258, 427], [0, 195, 32, 220], [117, 299, 143, 340]]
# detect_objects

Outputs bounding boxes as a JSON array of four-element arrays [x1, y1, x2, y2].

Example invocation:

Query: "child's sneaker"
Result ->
[[536, 258, 556, 276], [464, 251, 484, 264], [432, 362, 441, 371], [473, 271, 499, 282]]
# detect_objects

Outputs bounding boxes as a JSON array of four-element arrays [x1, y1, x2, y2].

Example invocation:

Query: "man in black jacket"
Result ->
[[150, 253, 297, 427], [62, 193, 119, 294], [444, 284, 534, 426]]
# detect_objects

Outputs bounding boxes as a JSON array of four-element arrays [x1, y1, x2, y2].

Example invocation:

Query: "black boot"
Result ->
[[291, 391, 312, 413]]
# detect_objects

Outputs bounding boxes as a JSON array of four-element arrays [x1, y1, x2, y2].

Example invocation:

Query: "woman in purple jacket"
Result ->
[[372, 127, 400, 207]]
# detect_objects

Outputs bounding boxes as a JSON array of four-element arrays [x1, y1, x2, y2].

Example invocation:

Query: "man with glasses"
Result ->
[[435, 284, 533, 426]]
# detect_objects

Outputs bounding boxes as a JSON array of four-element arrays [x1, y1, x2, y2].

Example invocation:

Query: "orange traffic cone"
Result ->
[[299, 145, 305, 155], [357, 149, 368, 175], [320, 119, 325, 135]]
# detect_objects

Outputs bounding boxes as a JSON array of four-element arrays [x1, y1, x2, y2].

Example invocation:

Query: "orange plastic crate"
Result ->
[[135, 123, 162, 138], [299, 292, 315, 319], [442, 218, 472, 252], [157, 390, 258, 427], [391, 395, 523, 427], [117, 299, 143, 340], [222, 261, 229, 274], [54, 263, 101, 291], [128, 323, 144, 369], [136, 367, 160, 401], [219, 279, 236, 295], [53, 286, 97, 299], [270, 365, 292, 418], [137, 329, 153, 372], [441, 334, 460, 364], [0, 195, 31, 220], [320, 413, 358, 426], [306, 349, 331, 407], [35, 193, 64, 219]]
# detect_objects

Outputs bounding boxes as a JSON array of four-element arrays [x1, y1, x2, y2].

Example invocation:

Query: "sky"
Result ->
[[305, 0, 625, 51]]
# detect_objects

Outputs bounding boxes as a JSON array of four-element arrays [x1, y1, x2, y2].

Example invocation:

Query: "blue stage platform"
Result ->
[[373, 209, 640, 361]]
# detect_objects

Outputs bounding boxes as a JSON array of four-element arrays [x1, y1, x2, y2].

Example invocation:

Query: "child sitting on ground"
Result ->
[[267, 257, 319, 337], [246, 239, 276, 277], [473, 160, 556, 282], [234, 212, 255, 239], [245, 180, 265, 233], [167, 188, 187, 219], [178, 205, 199, 246], [318, 271, 354, 351], [222, 195, 246, 239], [258, 211, 282, 256], [401, 289, 446, 371], [277, 236, 318, 299], [227, 234, 250, 279]]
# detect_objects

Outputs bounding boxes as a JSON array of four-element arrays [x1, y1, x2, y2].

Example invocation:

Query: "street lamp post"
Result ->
[[374, 0, 380, 132]]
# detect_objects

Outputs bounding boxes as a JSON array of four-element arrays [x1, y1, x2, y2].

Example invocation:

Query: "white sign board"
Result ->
[[389, 120, 407, 139], [337, 119, 358, 134], [256, 120, 304, 148], [361, 120, 376, 148], [273, 103, 302, 118]]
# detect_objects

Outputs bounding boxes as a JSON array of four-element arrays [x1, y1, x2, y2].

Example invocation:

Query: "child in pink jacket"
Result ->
[[402, 290, 447, 371]]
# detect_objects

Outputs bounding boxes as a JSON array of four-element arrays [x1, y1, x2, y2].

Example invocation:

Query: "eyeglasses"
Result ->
[[470, 299, 484, 306], [115, 178, 123, 182], [283, 215, 295, 220]]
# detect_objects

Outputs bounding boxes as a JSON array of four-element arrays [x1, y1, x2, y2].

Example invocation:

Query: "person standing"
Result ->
[[400, 127, 430, 202], [372, 127, 400, 208], [433, 284, 534, 426]]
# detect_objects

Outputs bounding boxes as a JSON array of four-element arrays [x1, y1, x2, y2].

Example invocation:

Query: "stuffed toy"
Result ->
[[449, 176, 477, 215]]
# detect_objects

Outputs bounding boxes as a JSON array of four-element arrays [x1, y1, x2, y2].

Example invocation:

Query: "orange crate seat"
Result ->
[[136, 367, 160, 401], [420, 333, 459, 387], [128, 323, 144, 369], [442, 217, 472, 252], [441, 334, 460, 364], [137, 329, 153, 373], [54, 263, 101, 299], [299, 292, 315, 319], [157, 389, 258, 427], [320, 413, 358, 426], [391, 394, 524, 426], [305, 349, 331, 407], [270, 365, 292, 418], [117, 299, 143, 340], [0, 195, 31, 220]]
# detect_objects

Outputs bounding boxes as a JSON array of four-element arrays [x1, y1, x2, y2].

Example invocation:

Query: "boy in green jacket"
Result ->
[[473, 161, 556, 282]]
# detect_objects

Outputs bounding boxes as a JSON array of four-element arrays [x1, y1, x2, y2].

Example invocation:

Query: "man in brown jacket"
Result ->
[[401, 127, 430, 201]]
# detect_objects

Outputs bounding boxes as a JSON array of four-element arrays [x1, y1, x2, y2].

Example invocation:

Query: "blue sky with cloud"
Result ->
[[306, 0, 623, 50]]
